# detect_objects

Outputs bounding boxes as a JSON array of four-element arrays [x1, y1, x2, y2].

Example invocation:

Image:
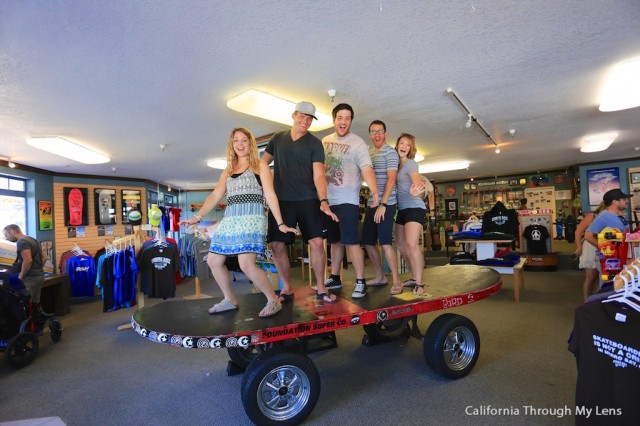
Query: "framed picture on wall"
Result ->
[[587, 167, 620, 206], [121, 189, 142, 223], [94, 188, 117, 225], [40, 240, 54, 274], [38, 200, 53, 230], [63, 187, 88, 226]]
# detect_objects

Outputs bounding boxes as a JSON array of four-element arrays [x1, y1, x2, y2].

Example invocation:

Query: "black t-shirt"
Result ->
[[481, 203, 519, 237], [265, 130, 324, 201], [522, 224, 550, 254], [568, 302, 640, 425]]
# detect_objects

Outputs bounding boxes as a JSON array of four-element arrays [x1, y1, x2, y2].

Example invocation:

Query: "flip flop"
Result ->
[[367, 281, 388, 287], [208, 299, 238, 315], [403, 278, 416, 288], [259, 300, 282, 318], [316, 292, 337, 304]]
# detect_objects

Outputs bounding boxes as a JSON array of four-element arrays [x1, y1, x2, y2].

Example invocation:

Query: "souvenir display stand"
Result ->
[[518, 210, 558, 271]]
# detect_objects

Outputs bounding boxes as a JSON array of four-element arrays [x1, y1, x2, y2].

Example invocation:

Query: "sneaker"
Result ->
[[352, 281, 367, 298], [325, 276, 342, 289]]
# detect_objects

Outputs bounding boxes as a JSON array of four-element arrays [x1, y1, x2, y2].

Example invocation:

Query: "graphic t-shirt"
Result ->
[[322, 132, 372, 206], [522, 224, 551, 254]]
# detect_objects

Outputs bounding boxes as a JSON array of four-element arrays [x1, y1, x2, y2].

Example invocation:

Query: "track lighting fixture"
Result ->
[[447, 88, 502, 153], [1, 156, 17, 168]]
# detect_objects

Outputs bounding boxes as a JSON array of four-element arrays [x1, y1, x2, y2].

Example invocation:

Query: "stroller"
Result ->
[[0, 271, 63, 369]]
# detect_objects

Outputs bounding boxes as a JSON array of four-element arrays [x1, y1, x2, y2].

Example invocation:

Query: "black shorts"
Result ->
[[396, 208, 426, 226], [267, 199, 326, 244], [325, 204, 360, 245], [361, 204, 397, 245]]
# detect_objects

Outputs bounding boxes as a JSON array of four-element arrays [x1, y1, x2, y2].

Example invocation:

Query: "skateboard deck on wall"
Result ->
[[68, 188, 83, 226], [597, 227, 627, 282], [98, 189, 112, 224]]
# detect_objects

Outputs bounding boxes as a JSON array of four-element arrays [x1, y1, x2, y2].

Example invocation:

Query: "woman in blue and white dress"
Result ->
[[181, 127, 298, 317]]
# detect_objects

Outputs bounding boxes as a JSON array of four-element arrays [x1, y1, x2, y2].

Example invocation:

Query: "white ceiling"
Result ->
[[1, 1, 639, 189]]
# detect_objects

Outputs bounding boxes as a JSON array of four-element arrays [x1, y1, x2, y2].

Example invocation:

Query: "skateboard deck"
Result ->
[[597, 227, 627, 282], [68, 188, 83, 226], [132, 265, 502, 349], [98, 190, 112, 224]]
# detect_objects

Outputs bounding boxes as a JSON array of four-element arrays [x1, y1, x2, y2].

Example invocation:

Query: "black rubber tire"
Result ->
[[241, 349, 320, 425], [4, 332, 39, 369], [423, 313, 480, 379], [227, 344, 274, 370], [362, 316, 411, 340], [49, 319, 63, 343]]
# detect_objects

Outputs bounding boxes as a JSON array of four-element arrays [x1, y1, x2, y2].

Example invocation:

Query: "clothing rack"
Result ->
[[183, 225, 212, 300], [115, 226, 152, 331]]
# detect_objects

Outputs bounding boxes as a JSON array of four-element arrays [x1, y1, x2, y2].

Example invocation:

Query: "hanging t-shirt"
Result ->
[[568, 301, 640, 425], [482, 202, 519, 238], [522, 224, 551, 254]]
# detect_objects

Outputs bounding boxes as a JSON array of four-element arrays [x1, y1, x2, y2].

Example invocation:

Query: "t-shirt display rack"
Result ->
[[518, 210, 553, 253]]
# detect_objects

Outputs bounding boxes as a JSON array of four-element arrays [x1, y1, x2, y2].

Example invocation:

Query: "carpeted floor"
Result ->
[[0, 260, 585, 425]]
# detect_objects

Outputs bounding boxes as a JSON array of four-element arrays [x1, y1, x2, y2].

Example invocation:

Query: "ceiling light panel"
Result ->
[[599, 57, 640, 112], [419, 161, 470, 174], [227, 89, 333, 131], [27, 137, 110, 164]]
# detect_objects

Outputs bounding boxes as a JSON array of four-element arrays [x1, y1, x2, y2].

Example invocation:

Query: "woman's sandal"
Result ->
[[259, 300, 282, 318], [390, 285, 403, 295], [277, 291, 294, 303], [403, 278, 416, 288], [208, 299, 239, 315], [316, 292, 337, 303], [412, 284, 426, 296]]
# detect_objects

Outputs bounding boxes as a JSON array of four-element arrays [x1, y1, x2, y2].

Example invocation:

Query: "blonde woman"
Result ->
[[180, 128, 299, 317], [574, 201, 606, 301], [394, 133, 428, 295]]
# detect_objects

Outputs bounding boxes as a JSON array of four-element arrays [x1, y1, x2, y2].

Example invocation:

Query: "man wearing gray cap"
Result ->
[[262, 101, 339, 304]]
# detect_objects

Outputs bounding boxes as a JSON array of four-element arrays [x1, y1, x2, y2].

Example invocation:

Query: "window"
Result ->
[[0, 176, 27, 233]]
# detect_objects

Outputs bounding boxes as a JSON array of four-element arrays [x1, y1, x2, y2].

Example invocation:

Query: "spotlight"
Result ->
[[495, 146, 501, 154], [8, 160, 16, 168], [465, 114, 473, 128]]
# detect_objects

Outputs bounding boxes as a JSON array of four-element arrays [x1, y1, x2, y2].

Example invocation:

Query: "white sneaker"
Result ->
[[352, 282, 367, 298]]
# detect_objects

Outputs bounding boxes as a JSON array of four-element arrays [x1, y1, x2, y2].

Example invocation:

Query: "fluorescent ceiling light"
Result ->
[[227, 89, 333, 131], [27, 137, 110, 164], [580, 131, 618, 153], [419, 161, 470, 174], [207, 158, 227, 169], [599, 57, 640, 112]]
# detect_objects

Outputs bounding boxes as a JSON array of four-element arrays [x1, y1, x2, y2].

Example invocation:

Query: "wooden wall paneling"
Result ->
[[53, 183, 146, 273]]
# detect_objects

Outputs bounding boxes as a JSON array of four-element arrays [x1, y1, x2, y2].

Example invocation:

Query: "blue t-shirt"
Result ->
[[396, 159, 426, 210], [587, 210, 629, 235]]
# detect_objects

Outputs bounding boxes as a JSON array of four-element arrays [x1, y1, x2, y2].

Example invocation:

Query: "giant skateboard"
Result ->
[[132, 265, 502, 425]]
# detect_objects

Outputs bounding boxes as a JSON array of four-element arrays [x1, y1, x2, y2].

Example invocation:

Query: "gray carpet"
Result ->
[[0, 263, 584, 425]]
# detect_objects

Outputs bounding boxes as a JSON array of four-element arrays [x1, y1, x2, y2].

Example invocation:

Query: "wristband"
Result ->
[[194, 214, 203, 223], [277, 223, 285, 227], [320, 199, 329, 204], [380, 203, 387, 207]]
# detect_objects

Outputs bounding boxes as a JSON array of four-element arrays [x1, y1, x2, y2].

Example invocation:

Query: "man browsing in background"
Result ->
[[3, 224, 45, 305], [361, 120, 403, 294], [261, 101, 339, 304], [584, 188, 631, 248], [322, 103, 379, 298]]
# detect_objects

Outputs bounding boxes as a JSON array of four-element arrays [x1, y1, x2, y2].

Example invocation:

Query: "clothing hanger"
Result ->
[[605, 266, 640, 312]]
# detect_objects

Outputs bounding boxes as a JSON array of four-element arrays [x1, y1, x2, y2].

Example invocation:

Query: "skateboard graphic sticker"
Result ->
[[68, 188, 84, 226], [597, 227, 627, 282]]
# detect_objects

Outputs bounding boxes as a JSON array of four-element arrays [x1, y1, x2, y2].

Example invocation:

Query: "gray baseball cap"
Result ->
[[294, 101, 318, 120]]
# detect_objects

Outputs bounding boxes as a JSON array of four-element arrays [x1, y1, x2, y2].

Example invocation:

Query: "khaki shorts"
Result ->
[[578, 240, 599, 270]]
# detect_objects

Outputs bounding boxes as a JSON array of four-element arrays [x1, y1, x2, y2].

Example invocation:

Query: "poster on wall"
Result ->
[[445, 198, 458, 219], [587, 168, 620, 206], [63, 187, 88, 226], [40, 240, 54, 274], [122, 190, 142, 223], [94, 189, 117, 225], [38, 200, 53, 230]]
